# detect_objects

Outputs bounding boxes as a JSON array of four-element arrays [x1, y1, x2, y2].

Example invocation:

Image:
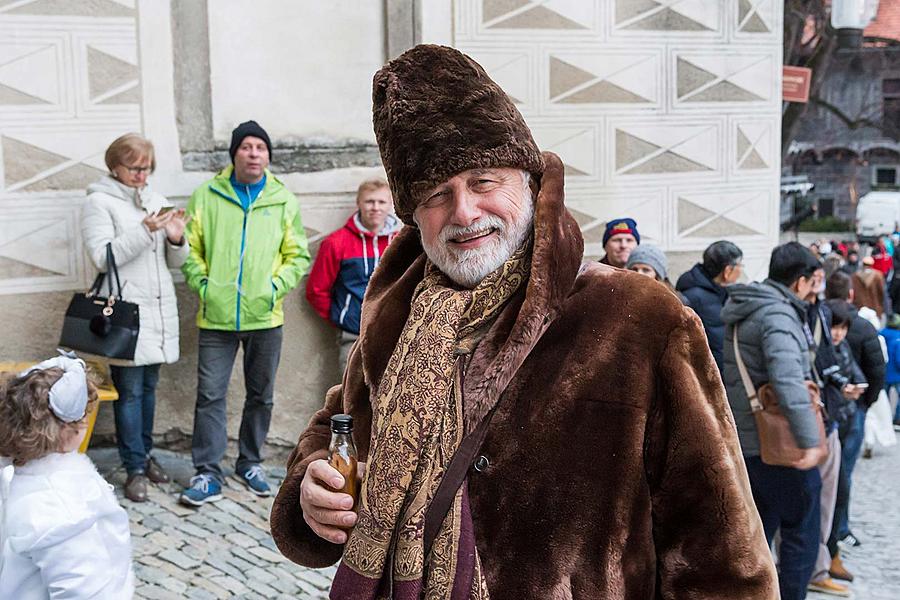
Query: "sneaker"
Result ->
[[840, 532, 861, 548], [893, 419, 900, 432], [808, 578, 851, 597], [236, 464, 272, 497], [179, 473, 223, 506]]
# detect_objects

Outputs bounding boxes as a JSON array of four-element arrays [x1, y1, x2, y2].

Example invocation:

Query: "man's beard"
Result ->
[[421, 195, 534, 289]]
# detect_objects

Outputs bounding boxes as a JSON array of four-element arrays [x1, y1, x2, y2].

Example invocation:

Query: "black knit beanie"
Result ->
[[229, 120, 272, 162]]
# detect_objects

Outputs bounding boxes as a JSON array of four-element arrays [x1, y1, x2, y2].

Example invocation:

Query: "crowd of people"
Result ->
[[603, 223, 898, 599], [0, 43, 897, 599]]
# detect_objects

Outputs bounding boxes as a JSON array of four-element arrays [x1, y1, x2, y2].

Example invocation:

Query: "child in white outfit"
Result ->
[[0, 355, 135, 599]]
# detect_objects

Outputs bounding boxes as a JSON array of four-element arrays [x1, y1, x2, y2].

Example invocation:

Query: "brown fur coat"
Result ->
[[271, 154, 777, 599]]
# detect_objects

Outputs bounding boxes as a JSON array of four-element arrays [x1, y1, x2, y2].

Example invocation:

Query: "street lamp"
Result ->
[[831, 0, 880, 49]]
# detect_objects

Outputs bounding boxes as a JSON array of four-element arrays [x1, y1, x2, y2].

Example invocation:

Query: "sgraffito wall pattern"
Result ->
[[0, 0, 140, 294], [448, 0, 783, 278]]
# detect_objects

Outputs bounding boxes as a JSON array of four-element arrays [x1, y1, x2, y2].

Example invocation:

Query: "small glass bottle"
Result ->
[[328, 414, 359, 511]]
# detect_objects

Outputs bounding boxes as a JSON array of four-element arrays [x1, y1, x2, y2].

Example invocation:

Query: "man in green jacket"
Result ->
[[180, 120, 311, 506]]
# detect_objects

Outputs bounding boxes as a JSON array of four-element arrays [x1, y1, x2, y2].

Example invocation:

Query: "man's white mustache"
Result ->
[[439, 216, 506, 244]]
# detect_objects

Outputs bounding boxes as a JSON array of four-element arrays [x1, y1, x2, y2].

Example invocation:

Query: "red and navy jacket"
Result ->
[[306, 212, 402, 334]]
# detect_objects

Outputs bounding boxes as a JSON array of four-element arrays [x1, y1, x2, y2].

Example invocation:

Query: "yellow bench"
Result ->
[[0, 360, 118, 453]]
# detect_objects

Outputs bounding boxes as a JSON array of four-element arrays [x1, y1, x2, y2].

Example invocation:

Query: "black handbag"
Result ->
[[59, 243, 139, 360]]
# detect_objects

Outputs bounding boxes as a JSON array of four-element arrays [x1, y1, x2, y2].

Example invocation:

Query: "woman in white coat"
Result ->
[[81, 133, 190, 502]]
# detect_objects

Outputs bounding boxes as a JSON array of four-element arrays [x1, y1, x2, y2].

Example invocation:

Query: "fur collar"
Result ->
[[358, 152, 583, 428]]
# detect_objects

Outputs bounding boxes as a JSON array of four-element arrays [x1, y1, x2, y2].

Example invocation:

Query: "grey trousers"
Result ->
[[811, 428, 842, 582], [192, 327, 283, 481]]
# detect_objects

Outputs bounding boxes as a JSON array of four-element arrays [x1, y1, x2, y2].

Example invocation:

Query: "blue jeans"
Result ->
[[829, 405, 866, 549], [745, 456, 821, 600], [110, 364, 161, 475]]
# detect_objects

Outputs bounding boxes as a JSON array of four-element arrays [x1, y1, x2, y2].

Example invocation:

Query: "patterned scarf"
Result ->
[[330, 242, 532, 600]]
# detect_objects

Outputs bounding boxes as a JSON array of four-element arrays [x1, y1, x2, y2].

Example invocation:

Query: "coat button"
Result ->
[[473, 455, 490, 473]]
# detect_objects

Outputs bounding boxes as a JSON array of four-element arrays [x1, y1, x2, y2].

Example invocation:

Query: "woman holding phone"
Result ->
[[81, 133, 191, 502]]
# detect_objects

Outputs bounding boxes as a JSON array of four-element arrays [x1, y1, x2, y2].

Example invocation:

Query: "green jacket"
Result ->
[[182, 166, 311, 331]]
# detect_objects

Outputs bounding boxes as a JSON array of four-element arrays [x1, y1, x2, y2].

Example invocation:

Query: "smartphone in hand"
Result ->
[[155, 206, 175, 216]]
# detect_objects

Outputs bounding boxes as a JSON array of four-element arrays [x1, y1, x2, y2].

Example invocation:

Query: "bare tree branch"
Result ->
[[810, 95, 881, 130]]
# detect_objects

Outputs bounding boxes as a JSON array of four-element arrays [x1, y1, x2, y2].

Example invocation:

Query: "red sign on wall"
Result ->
[[783, 66, 812, 103]]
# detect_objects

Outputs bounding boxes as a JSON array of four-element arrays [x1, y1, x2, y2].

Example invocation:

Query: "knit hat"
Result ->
[[372, 45, 544, 226], [626, 244, 667, 280], [603, 218, 640, 247], [229, 120, 272, 162]]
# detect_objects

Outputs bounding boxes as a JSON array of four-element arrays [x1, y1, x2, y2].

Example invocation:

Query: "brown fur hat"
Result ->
[[372, 44, 544, 226]]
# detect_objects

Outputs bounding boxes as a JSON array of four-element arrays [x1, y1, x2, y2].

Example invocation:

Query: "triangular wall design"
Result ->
[[22, 163, 105, 192], [0, 83, 49, 105], [482, 0, 531, 23], [687, 80, 764, 102], [2, 136, 68, 186], [549, 57, 594, 99], [677, 58, 717, 98], [678, 197, 716, 231], [615, 0, 662, 22], [5, 0, 134, 17], [562, 80, 648, 103], [488, 4, 587, 29], [615, 130, 661, 170], [623, 7, 710, 31], [87, 46, 138, 101], [625, 152, 712, 174]]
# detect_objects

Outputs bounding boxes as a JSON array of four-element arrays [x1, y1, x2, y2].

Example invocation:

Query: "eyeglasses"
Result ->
[[122, 165, 152, 174]]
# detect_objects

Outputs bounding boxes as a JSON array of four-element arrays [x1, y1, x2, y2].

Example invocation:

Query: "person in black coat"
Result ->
[[824, 270, 886, 564], [676, 240, 743, 373]]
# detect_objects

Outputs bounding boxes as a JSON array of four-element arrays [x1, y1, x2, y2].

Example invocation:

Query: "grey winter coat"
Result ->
[[720, 279, 821, 457], [81, 176, 188, 366]]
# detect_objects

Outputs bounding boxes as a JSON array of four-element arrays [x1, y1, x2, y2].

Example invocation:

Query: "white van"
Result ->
[[856, 191, 900, 243]]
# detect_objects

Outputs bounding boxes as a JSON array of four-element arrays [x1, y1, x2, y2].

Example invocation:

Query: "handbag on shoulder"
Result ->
[[733, 323, 827, 468], [59, 243, 139, 360]]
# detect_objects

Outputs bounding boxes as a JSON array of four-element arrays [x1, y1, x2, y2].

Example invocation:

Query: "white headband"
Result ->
[[19, 352, 88, 423]]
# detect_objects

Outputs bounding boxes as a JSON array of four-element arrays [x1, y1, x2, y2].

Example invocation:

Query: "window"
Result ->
[[818, 197, 834, 218], [885, 78, 900, 140], [874, 166, 898, 186]]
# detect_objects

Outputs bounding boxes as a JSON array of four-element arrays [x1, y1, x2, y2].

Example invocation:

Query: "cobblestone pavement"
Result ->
[[90, 448, 333, 600], [91, 431, 899, 599], [808, 431, 900, 600]]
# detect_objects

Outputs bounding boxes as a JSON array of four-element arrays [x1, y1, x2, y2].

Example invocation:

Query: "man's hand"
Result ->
[[300, 459, 365, 544]]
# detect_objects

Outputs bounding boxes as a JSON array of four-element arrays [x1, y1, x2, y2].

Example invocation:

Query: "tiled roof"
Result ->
[[865, 0, 900, 42]]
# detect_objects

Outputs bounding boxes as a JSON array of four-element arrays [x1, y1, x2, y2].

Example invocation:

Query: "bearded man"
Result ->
[[271, 45, 776, 599]]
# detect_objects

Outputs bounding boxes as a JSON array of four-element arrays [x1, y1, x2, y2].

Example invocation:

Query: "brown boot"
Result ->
[[829, 554, 854, 582], [125, 473, 149, 503], [145, 457, 170, 484]]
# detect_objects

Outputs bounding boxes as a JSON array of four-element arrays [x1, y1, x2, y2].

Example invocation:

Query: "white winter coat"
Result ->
[[0, 452, 135, 599], [81, 176, 188, 366]]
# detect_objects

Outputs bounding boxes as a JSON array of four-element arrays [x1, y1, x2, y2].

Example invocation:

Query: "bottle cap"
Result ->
[[331, 414, 353, 434]]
